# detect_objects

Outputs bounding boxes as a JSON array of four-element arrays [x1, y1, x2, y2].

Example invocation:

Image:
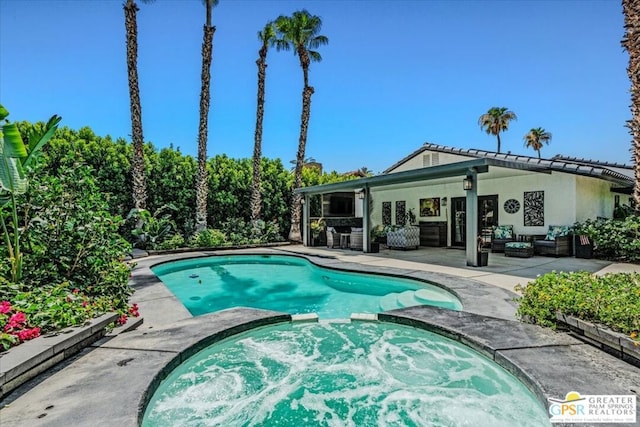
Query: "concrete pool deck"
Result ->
[[1, 246, 639, 426]]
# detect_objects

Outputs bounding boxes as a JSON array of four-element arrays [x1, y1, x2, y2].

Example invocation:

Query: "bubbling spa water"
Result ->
[[142, 321, 551, 426]]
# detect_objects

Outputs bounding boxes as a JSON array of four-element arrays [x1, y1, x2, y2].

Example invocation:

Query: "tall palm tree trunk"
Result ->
[[623, 0, 640, 214], [250, 47, 268, 226], [289, 48, 314, 242], [289, 85, 314, 241], [195, 22, 215, 232], [496, 133, 502, 154], [124, 0, 146, 209]]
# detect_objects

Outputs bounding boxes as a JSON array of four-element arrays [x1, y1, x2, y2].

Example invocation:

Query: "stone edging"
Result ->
[[0, 312, 119, 399], [556, 312, 640, 367]]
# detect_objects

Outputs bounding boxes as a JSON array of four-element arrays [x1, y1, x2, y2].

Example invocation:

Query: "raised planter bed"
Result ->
[[0, 312, 121, 398], [556, 312, 640, 367]]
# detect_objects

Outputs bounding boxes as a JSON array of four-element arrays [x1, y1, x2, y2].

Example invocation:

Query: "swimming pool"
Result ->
[[142, 320, 551, 426], [151, 254, 462, 319]]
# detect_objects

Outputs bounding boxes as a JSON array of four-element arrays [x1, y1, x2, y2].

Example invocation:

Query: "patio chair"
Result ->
[[386, 225, 420, 250], [326, 227, 342, 248], [533, 225, 573, 256], [350, 228, 363, 250], [491, 225, 515, 253]]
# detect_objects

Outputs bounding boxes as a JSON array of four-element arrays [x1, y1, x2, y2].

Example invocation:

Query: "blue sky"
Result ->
[[0, 0, 631, 174]]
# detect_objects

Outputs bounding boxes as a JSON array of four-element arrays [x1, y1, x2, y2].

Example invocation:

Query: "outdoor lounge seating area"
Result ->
[[326, 226, 363, 250]]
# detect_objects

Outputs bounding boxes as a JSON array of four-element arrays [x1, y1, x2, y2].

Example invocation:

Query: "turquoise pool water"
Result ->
[[142, 321, 551, 426], [151, 255, 462, 319]]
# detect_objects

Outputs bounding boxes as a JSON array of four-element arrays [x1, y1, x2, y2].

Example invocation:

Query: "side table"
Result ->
[[340, 233, 351, 249]]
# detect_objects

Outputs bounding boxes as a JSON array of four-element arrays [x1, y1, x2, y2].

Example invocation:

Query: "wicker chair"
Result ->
[[491, 225, 515, 253], [534, 225, 573, 256], [326, 227, 342, 248], [350, 230, 363, 250]]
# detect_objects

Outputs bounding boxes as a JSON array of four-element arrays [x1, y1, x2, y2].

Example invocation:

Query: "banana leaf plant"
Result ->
[[0, 105, 61, 282]]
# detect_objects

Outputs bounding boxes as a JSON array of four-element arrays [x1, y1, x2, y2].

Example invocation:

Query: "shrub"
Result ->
[[515, 271, 640, 338], [190, 229, 227, 248], [156, 234, 186, 250], [573, 215, 640, 262], [20, 165, 132, 306]]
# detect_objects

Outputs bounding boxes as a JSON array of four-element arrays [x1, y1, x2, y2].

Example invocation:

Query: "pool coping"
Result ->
[[1, 249, 638, 426]]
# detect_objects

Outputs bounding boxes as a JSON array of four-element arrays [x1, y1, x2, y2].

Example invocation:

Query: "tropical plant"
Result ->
[[622, 0, 640, 215], [250, 21, 277, 231], [523, 127, 552, 158], [0, 105, 61, 283], [126, 204, 179, 250], [195, 0, 219, 232], [275, 10, 329, 242], [310, 217, 325, 237], [478, 107, 517, 153], [124, 0, 153, 210]]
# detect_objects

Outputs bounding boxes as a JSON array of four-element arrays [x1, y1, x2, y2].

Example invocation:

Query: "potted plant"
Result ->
[[572, 222, 595, 259], [477, 235, 489, 266], [370, 225, 386, 253], [404, 208, 417, 226], [310, 217, 325, 246]]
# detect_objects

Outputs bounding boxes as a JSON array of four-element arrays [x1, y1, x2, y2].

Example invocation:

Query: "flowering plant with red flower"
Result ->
[[0, 300, 41, 350]]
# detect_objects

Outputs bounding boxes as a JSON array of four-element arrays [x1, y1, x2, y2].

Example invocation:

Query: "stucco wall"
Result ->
[[574, 175, 615, 221], [369, 168, 616, 244]]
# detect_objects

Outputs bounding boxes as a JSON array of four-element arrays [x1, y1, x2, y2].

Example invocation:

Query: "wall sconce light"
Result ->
[[441, 197, 447, 207], [357, 192, 365, 200], [300, 198, 306, 205], [463, 176, 473, 191]]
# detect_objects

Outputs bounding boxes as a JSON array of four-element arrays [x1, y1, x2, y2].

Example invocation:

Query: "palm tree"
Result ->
[[478, 107, 517, 154], [124, 0, 153, 209], [622, 0, 640, 214], [194, 0, 219, 232], [250, 22, 277, 228], [275, 10, 329, 242], [523, 127, 552, 159]]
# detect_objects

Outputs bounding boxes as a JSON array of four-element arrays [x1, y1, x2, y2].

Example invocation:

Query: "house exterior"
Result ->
[[373, 143, 634, 247], [296, 142, 634, 263]]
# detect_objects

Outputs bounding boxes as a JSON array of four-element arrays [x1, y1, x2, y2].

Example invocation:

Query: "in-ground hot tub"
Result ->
[[142, 320, 551, 426]]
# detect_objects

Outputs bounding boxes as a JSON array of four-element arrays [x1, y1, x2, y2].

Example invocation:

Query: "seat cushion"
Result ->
[[505, 242, 532, 249], [546, 225, 570, 241], [492, 225, 514, 239]]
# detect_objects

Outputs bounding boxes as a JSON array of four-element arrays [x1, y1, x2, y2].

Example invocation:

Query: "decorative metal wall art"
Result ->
[[523, 191, 544, 226], [382, 202, 392, 225], [396, 201, 406, 226]]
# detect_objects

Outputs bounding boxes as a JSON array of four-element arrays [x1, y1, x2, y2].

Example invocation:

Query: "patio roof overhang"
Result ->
[[294, 158, 550, 195]]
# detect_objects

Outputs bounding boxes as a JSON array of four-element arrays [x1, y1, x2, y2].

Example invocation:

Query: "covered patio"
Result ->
[[296, 158, 548, 267]]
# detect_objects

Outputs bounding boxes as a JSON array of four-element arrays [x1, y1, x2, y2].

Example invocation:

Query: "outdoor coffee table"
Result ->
[[504, 241, 534, 258]]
